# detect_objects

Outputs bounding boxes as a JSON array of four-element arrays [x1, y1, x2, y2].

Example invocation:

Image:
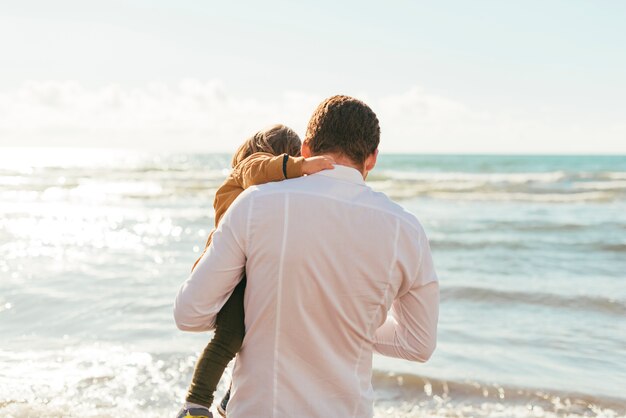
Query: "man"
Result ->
[[174, 95, 439, 417]]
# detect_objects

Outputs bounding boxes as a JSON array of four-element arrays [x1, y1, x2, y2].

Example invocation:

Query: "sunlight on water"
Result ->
[[0, 148, 132, 175], [0, 343, 202, 417], [1, 344, 623, 418]]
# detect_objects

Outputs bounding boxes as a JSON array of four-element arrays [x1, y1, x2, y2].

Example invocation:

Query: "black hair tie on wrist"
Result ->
[[282, 154, 289, 178]]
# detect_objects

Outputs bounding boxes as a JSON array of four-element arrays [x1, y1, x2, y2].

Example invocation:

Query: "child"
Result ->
[[176, 124, 334, 418]]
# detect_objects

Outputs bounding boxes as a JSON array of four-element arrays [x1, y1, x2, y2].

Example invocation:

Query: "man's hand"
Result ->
[[302, 156, 335, 175]]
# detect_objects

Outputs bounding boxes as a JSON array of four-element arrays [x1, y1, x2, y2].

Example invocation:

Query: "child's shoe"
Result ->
[[175, 406, 213, 418], [216, 389, 230, 417]]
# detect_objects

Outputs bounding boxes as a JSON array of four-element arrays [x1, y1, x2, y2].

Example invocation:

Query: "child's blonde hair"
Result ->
[[232, 124, 301, 168]]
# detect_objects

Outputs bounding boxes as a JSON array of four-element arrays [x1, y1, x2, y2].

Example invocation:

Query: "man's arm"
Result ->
[[373, 231, 439, 362], [235, 152, 305, 189], [372, 281, 439, 362], [173, 193, 249, 331]]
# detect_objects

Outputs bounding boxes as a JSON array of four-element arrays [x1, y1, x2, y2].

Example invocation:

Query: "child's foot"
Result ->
[[216, 389, 231, 417], [175, 405, 213, 418]]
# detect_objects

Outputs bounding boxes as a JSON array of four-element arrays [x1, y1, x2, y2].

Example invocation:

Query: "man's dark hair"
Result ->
[[304, 95, 380, 166]]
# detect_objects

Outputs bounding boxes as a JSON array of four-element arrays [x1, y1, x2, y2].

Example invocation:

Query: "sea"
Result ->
[[1, 148, 625, 417]]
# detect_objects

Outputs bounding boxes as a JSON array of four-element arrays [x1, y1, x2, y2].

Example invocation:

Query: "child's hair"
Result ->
[[232, 124, 301, 168]]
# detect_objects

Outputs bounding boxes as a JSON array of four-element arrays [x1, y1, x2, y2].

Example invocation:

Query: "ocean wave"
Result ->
[[574, 180, 626, 191], [371, 370, 626, 417], [368, 170, 626, 202], [430, 238, 530, 251], [441, 286, 626, 316], [371, 170, 570, 183], [1, 343, 623, 418], [0, 344, 203, 418], [598, 243, 626, 253], [373, 170, 626, 184], [381, 189, 620, 203], [0, 176, 223, 202], [431, 236, 626, 254], [486, 220, 596, 232]]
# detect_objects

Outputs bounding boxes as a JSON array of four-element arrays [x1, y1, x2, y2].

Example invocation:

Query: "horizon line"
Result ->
[[1, 146, 625, 158]]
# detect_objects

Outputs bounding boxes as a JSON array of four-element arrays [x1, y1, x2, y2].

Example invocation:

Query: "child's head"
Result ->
[[232, 124, 301, 168]]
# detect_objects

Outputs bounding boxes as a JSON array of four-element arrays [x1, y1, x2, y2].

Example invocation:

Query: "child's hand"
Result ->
[[302, 156, 335, 175]]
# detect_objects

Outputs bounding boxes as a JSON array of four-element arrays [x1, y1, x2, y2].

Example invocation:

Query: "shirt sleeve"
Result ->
[[235, 152, 305, 189], [173, 192, 250, 331], [372, 230, 439, 362]]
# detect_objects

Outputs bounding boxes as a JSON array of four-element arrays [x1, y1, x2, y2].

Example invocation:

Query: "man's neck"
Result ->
[[324, 153, 366, 178]]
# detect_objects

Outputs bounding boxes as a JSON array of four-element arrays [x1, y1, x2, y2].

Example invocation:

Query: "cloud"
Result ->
[[376, 87, 626, 154], [1, 80, 624, 154], [0, 80, 322, 151]]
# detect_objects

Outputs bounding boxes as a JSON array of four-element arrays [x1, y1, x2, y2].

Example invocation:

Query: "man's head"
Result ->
[[303, 95, 380, 174]]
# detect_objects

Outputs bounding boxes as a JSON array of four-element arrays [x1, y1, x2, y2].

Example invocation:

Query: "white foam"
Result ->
[[376, 170, 568, 184]]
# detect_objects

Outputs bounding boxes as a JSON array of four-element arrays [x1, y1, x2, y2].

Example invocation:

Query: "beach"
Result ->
[[1, 149, 625, 417]]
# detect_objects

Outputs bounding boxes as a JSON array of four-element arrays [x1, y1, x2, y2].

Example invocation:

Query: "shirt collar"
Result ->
[[314, 164, 366, 185]]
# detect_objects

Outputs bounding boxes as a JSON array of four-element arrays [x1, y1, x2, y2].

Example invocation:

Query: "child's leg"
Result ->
[[186, 276, 246, 408]]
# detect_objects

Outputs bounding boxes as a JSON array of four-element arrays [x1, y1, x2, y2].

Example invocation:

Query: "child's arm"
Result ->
[[234, 152, 334, 189]]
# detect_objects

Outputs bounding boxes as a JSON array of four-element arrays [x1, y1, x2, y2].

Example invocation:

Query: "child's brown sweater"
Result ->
[[192, 152, 304, 270]]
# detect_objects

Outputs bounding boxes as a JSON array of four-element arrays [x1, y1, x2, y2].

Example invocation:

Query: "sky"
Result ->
[[0, 0, 625, 154]]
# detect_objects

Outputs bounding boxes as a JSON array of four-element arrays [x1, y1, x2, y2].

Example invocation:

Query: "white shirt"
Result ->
[[174, 165, 439, 418]]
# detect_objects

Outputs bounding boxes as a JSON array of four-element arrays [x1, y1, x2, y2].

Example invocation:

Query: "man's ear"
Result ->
[[364, 149, 378, 172], [301, 141, 312, 158]]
